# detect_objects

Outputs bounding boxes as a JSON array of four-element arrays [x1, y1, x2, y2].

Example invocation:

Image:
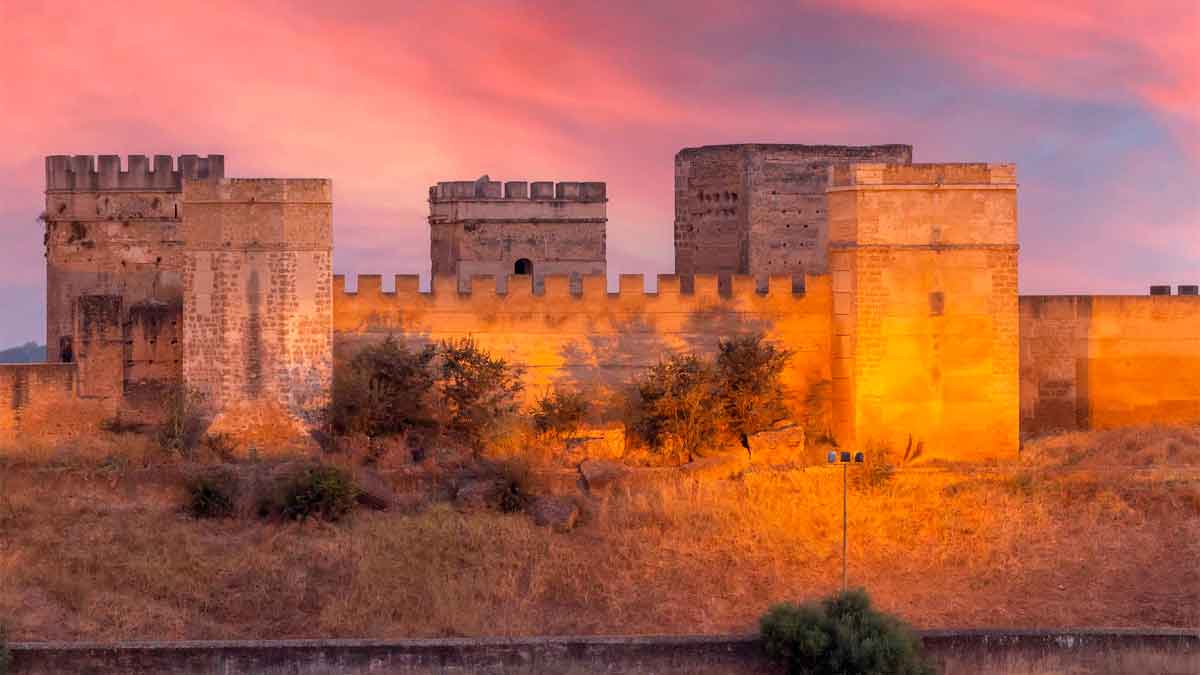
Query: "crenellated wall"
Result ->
[[333, 272, 833, 425], [1020, 294, 1200, 435]]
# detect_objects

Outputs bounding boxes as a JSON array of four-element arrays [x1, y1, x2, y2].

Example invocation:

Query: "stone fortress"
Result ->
[[1, 144, 1197, 459]]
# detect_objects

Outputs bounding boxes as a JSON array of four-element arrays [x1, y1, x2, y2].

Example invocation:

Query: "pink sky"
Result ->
[[0, 0, 1196, 345]]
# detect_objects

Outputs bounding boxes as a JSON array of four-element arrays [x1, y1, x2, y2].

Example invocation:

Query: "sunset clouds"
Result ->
[[0, 0, 1195, 345]]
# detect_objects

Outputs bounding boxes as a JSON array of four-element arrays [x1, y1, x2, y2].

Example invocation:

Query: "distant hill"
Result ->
[[0, 342, 46, 363]]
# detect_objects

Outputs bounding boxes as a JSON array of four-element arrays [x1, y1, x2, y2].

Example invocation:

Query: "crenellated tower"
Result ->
[[43, 154, 223, 408], [429, 176, 607, 292]]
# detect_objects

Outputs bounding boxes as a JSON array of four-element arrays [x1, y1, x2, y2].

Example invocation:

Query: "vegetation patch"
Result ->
[[760, 589, 933, 675], [272, 464, 360, 522], [185, 468, 239, 519]]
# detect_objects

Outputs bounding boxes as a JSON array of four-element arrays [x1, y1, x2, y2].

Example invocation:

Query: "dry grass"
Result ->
[[0, 425, 1197, 641]]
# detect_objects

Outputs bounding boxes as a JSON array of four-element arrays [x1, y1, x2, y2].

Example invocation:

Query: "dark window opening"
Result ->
[[514, 258, 533, 275], [58, 335, 73, 363]]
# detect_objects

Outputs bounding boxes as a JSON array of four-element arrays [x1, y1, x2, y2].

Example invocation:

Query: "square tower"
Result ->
[[674, 144, 912, 279], [828, 163, 1019, 459], [429, 176, 607, 292]]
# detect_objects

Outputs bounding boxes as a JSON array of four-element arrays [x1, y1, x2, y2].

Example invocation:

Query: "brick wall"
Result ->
[[1020, 294, 1200, 434]]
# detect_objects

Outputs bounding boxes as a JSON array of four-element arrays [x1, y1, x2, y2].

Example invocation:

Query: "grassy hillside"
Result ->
[[0, 425, 1196, 641]]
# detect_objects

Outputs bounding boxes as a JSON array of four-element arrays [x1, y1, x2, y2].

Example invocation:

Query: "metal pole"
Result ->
[[842, 461, 848, 592]]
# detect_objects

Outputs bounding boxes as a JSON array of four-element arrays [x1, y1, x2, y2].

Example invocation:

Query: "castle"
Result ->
[[1, 145, 1196, 458]]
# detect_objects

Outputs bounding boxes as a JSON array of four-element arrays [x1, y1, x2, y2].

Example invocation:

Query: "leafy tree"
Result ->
[[628, 353, 725, 462], [330, 337, 436, 438], [435, 338, 524, 453], [531, 387, 588, 442], [760, 589, 934, 675], [715, 334, 792, 442]]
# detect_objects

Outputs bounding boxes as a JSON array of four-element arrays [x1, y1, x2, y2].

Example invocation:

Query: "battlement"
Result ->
[[829, 162, 1016, 188], [45, 155, 224, 192], [430, 176, 606, 202], [334, 272, 818, 304]]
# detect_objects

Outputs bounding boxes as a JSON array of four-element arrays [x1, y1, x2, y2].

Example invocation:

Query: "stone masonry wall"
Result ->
[[429, 178, 606, 293], [674, 144, 912, 281], [333, 273, 832, 428], [827, 163, 1019, 460], [181, 179, 333, 447], [1020, 294, 1200, 435]]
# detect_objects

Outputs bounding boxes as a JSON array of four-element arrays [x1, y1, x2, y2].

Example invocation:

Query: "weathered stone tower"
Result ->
[[429, 177, 607, 292], [674, 144, 912, 280], [180, 179, 333, 444], [827, 163, 1019, 459], [44, 154, 224, 409], [42, 155, 332, 446]]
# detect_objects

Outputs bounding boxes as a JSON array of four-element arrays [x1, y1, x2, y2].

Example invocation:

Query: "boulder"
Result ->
[[354, 467, 397, 510], [680, 451, 750, 482], [578, 458, 629, 497], [454, 478, 503, 511], [529, 495, 581, 532], [747, 425, 806, 467]]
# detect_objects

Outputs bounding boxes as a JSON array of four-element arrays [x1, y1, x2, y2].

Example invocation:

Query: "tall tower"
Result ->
[[180, 178, 333, 442], [429, 176, 607, 291], [674, 144, 912, 280], [828, 163, 1019, 459], [43, 154, 223, 402]]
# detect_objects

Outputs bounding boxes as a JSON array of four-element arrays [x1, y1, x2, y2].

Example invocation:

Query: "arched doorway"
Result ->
[[514, 258, 533, 275]]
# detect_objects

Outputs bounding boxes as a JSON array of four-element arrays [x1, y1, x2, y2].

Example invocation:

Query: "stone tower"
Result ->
[[429, 176, 607, 291], [180, 179, 333, 443], [43, 154, 224, 407], [674, 144, 912, 280], [827, 163, 1019, 459]]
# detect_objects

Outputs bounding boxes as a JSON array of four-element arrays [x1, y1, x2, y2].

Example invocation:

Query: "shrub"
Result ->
[[434, 338, 524, 453], [760, 589, 933, 675], [330, 337, 437, 438], [277, 465, 359, 522], [531, 388, 588, 442], [493, 457, 533, 513], [157, 386, 206, 456], [715, 334, 792, 442], [627, 353, 725, 462], [185, 469, 239, 519]]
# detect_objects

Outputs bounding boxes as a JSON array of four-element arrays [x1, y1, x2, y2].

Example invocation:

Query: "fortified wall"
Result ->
[[2, 146, 1198, 460], [333, 272, 832, 427]]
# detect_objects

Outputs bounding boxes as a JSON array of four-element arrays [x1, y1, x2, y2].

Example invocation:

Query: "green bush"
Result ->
[[715, 334, 792, 441], [277, 465, 359, 522], [627, 353, 724, 462], [531, 388, 588, 441], [435, 338, 524, 453], [760, 589, 934, 675], [185, 469, 239, 519], [330, 337, 437, 438]]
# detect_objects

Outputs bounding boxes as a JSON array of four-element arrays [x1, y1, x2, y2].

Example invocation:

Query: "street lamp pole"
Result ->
[[828, 450, 864, 593]]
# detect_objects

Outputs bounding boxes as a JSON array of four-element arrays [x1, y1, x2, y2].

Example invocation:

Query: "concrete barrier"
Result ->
[[8, 629, 1199, 674]]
